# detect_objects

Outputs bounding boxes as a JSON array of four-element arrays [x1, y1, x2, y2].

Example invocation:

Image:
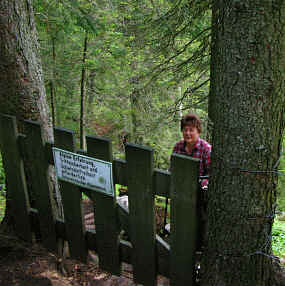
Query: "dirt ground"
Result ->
[[0, 232, 170, 286]]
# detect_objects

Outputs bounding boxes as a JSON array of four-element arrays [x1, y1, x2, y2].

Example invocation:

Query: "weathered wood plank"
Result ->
[[113, 159, 171, 197], [153, 168, 171, 197], [113, 158, 127, 186], [0, 114, 32, 242], [125, 143, 156, 286], [23, 120, 58, 252], [170, 153, 199, 286], [54, 127, 87, 262], [85, 135, 121, 276]]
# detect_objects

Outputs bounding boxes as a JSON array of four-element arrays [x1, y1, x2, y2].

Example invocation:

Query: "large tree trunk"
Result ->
[[50, 36, 57, 128], [203, 1, 285, 286], [0, 0, 54, 229], [0, 0, 52, 138]]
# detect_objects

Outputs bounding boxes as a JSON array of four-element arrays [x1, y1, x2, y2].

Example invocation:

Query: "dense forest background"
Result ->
[[32, 0, 211, 167], [0, 0, 284, 212]]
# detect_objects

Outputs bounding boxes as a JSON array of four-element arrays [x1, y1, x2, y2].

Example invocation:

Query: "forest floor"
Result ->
[[0, 231, 171, 286], [0, 222, 173, 286]]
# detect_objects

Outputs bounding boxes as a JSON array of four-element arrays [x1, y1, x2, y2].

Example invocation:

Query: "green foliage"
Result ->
[[277, 139, 285, 213], [33, 0, 210, 160], [272, 219, 285, 258], [0, 194, 5, 222], [278, 180, 285, 213], [140, 0, 211, 109]]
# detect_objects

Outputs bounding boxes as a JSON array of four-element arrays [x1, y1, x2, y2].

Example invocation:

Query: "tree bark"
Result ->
[[0, 0, 54, 229], [203, 1, 285, 286], [0, 0, 52, 139], [50, 36, 57, 128]]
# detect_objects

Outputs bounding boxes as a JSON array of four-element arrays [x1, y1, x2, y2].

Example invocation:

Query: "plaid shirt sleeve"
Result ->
[[202, 142, 211, 176]]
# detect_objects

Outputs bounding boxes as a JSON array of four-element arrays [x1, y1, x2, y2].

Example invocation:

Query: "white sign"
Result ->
[[52, 147, 114, 197]]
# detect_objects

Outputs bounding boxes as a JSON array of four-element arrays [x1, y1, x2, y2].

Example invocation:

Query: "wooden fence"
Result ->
[[0, 114, 200, 286]]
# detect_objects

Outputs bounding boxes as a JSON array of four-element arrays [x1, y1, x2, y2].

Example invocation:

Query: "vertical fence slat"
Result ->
[[0, 115, 32, 242], [23, 120, 58, 252], [54, 127, 87, 262], [170, 153, 199, 286], [86, 135, 121, 276], [126, 143, 156, 286]]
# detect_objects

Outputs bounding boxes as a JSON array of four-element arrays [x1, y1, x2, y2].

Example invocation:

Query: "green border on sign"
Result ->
[[52, 147, 114, 197]]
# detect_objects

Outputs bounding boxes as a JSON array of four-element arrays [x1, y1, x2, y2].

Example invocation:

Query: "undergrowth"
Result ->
[[272, 218, 285, 258]]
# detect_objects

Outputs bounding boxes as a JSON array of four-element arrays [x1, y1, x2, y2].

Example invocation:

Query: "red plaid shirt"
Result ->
[[172, 137, 211, 177]]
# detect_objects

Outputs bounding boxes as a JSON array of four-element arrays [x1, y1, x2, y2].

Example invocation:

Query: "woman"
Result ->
[[173, 113, 211, 187], [172, 113, 211, 249]]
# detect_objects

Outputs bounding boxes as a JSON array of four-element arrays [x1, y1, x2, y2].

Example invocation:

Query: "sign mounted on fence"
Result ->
[[52, 147, 114, 197]]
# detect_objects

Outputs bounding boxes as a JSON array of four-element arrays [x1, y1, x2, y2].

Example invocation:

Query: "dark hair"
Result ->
[[180, 113, 202, 133]]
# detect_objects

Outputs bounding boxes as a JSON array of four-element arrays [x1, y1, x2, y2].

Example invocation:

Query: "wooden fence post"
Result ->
[[170, 153, 199, 286], [22, 120, 58, 253], [85, 135, 121, 276], [54, 127, 87, 262], [0, 114, 32, 242], [126, 143, 156, 286]]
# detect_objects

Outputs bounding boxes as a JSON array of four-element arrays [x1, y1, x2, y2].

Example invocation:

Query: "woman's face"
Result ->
[[182, 125, 200, 146]]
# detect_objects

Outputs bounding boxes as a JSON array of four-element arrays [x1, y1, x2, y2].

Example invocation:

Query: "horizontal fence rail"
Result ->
[[0, 114, 200, 286]]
